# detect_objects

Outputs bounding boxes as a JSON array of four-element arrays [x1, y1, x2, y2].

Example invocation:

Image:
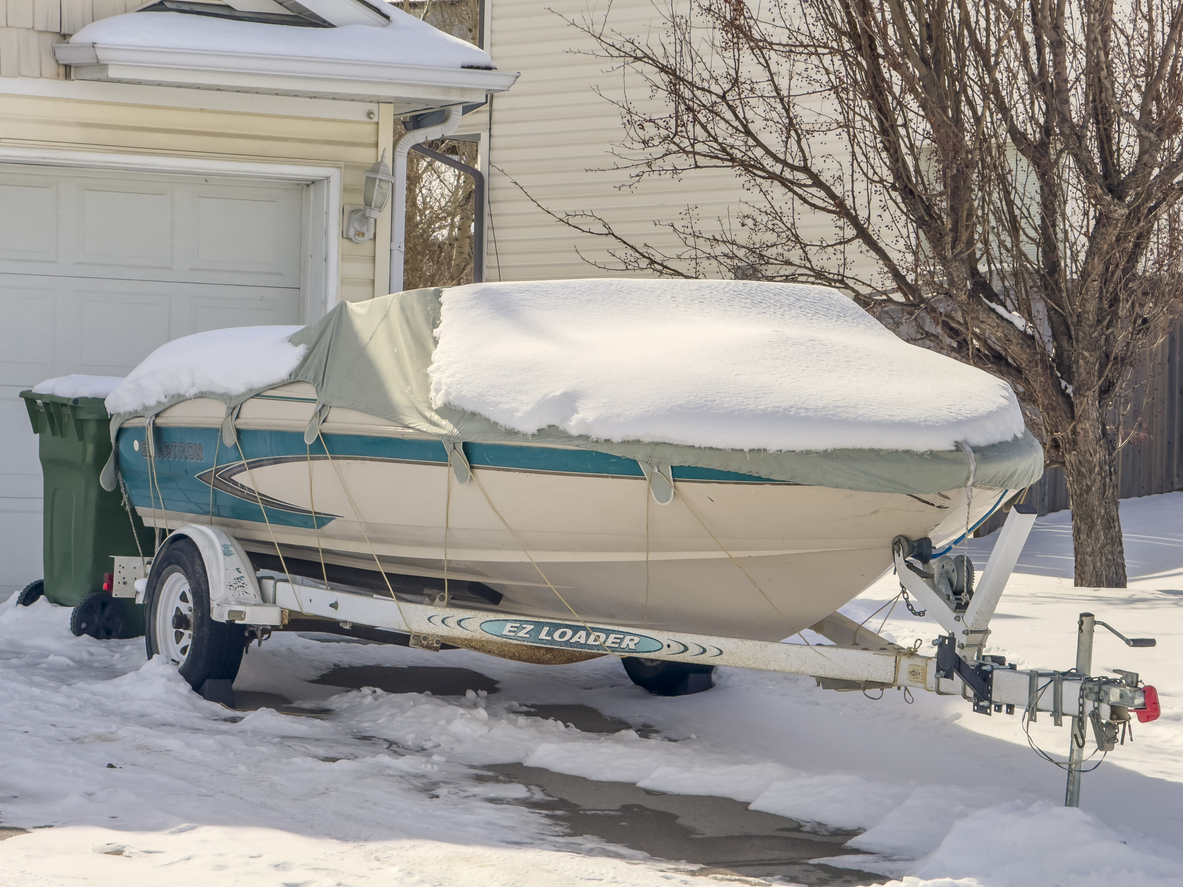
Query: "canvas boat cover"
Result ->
[[103, 283, 1044, 496]]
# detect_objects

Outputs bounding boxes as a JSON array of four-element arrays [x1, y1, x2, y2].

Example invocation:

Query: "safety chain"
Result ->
[[1022, 673, 1112, 773], [1072, 677, 1090, 749], [901, 586, 926, 617], [1073, 676, 1133, 750]]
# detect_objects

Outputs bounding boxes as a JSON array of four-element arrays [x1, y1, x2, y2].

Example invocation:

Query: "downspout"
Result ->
[[390, 105, 463, 294]]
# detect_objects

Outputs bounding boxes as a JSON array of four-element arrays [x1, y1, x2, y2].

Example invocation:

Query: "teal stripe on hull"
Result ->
[[119, 427, 326, 529], [117, 426, 781, 526], [464, 441, 774, 483]]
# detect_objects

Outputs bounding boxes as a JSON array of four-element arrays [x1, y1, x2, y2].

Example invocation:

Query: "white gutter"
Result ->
[[53, 43, 518, 106], [389, 105, 462, 294]]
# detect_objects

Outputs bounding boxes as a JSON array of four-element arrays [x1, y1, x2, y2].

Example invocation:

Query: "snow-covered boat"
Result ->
[[103, 280, 1043, 645], [57, 279, 1163, 777]]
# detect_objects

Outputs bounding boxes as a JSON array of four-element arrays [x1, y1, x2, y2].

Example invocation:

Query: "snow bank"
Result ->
[[906, 801, 1183, 887], [429, 280, 1027, 453], [751, 773, 912, 830], [32, 374, 123, 399], [69, 9, 494, 70], [105, 326, 305, 415]]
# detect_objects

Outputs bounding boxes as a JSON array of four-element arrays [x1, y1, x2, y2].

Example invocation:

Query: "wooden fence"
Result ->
[[977, 319, 1183, 533]]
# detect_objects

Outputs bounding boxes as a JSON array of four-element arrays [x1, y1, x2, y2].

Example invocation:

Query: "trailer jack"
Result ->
[[1062, 612, 1157, 808]]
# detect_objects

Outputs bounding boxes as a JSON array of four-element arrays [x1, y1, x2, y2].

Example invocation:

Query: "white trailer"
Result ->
[[113, 504, 1161, 807]]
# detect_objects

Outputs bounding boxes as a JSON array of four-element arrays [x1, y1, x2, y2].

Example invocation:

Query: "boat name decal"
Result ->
[[152, 441, 205, 462], [479, 619, 663, 654]]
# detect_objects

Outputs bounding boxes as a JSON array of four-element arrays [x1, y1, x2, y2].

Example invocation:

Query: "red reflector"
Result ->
[[102, 572, 114, 593], [1136, 686, 1161, 723]]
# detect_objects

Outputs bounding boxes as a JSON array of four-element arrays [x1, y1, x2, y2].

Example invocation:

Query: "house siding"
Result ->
[[0, 0, 144, 80], [482, 0, 738, 281], [483, 0, 875, 285]]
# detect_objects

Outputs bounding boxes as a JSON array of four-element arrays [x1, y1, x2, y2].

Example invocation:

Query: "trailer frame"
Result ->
[[115, 506, 1153, 721]]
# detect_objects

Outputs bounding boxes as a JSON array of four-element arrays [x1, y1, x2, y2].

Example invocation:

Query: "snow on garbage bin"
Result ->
[[20, 378, 153, 639]]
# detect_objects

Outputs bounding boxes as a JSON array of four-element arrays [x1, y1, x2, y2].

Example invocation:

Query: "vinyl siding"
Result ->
[[0, 0, 143, 79], [482, 0, 728, 281], [484, 0, 877, 285]]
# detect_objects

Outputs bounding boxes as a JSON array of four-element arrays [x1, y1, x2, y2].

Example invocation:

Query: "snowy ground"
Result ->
[[2, 494, 1182, 886]]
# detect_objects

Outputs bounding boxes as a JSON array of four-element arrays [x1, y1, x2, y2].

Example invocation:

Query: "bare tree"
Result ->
[[394, 0, 480, 289], [531, 0, 1183, 587], [402, 136, 480, 289]]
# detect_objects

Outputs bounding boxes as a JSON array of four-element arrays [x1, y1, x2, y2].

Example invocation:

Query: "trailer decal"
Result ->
[[479, 619, 663, 654]]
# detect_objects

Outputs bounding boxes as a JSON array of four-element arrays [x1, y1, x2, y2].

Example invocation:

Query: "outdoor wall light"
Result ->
[[345, 151, 394, 243]]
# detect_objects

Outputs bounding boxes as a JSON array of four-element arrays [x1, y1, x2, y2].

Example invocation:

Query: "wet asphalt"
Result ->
[[227, 654, 888, 886]]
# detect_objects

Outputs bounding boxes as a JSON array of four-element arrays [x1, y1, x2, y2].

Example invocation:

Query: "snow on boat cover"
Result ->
[[103, 281, 1043, 496]]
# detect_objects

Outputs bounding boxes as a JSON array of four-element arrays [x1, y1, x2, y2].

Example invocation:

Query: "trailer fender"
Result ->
[[160, 526, 281, 626]]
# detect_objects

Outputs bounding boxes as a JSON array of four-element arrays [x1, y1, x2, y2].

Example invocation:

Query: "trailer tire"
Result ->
[[622, 657, 714, 696], [145, 537, 244, 691]]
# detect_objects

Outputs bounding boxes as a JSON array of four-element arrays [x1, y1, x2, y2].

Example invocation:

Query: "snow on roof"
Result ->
[[106, 326, 306, 415], [428, 280, 1028, 453], [68, 8, 495, 71], [32, 374, 125, 400]]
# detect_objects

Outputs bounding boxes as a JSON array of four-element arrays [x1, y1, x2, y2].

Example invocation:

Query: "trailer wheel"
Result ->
[[145, 537, 244, 690], [16, 579, 44, 607], [70, 592, 131, 639], [622, 657, 714, 696]]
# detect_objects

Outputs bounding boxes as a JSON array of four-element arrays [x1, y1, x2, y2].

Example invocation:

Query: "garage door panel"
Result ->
[[0, 393, 43, 500], [67, 282, 302, 375], [191, 290, 302, 333], [198, 195, 280, 266], [80, 186, 174, 269], [75, 290, 173, 375], [5, 278, 304, 379], [0, 282, 56, 382], [0, 499, 43, 592], [0, 167, 304, 286], [185, 185, 303, 285], [0, 180, 58, 263], [0, 386, 47, 589]]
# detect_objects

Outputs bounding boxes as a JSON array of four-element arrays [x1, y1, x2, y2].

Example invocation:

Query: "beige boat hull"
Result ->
[[124, 388, 1009, 642]]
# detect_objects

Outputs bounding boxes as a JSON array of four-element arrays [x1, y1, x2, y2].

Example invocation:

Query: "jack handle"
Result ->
[[1094, 620, 1156, 648]]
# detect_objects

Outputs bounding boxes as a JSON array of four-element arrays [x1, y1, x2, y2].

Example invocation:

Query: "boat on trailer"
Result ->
[[114, 384, 1037, 644], [105, 280, 1042, 650], [87, 280, 1161, 803]]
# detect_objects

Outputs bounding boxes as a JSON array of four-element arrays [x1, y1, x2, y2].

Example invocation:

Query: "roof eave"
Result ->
[[54, 42, 518, 108]]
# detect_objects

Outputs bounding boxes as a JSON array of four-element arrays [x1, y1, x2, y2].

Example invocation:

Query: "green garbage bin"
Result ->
[[19, 389, 154, 638]]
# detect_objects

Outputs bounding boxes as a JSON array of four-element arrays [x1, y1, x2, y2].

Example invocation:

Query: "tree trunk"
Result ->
[[1061, 398, 1127, 588]]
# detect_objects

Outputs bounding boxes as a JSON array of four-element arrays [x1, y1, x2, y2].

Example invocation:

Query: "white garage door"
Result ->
[[0, 163, 309, 592]]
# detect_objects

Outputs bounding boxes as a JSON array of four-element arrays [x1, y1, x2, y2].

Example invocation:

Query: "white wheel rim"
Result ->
[[156, 571, 195, 666]]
